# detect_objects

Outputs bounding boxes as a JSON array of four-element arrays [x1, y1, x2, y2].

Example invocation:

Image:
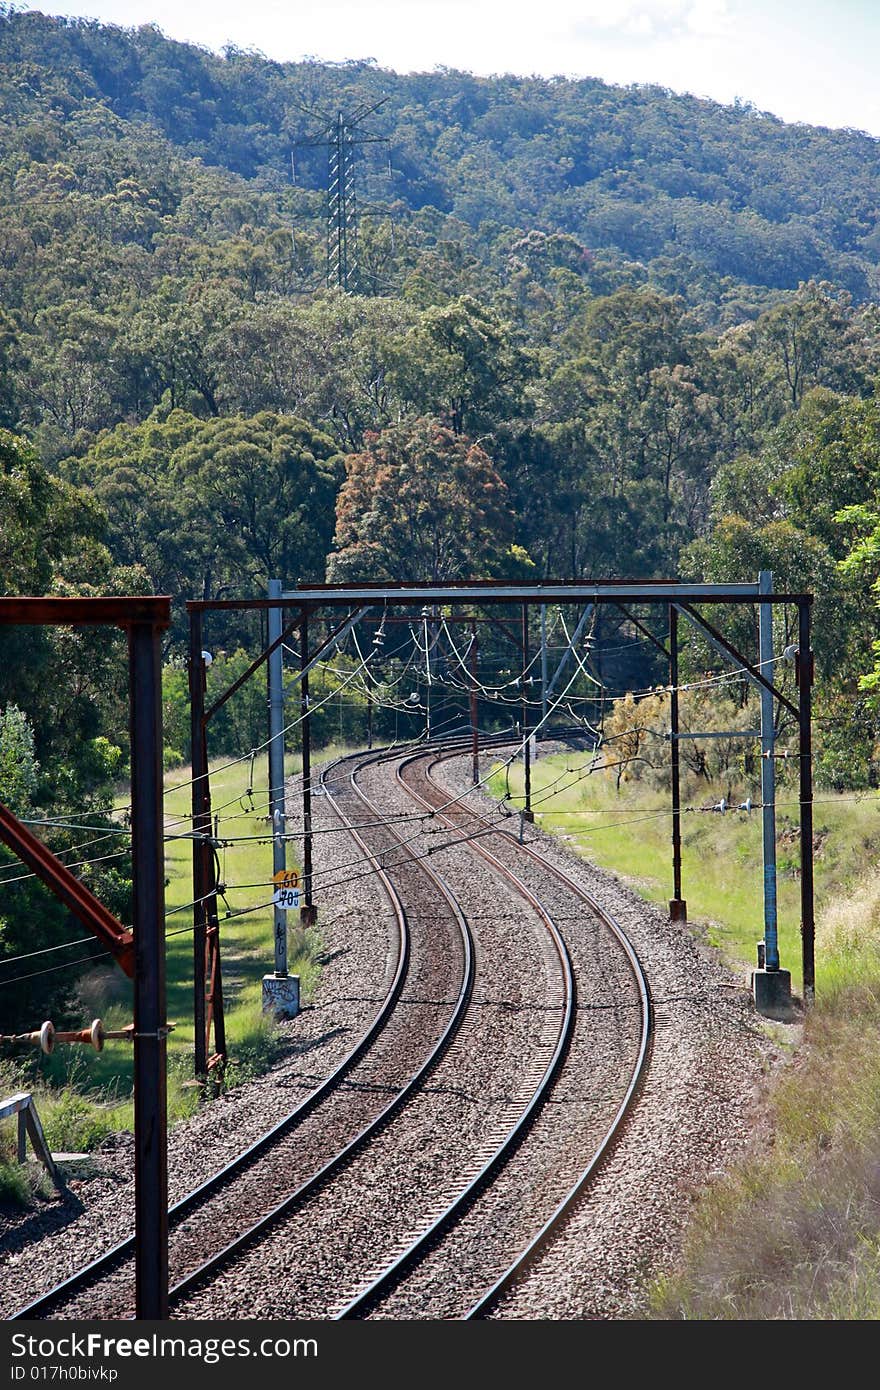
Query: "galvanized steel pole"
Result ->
[[668, 603, 685, 920], [267, 580, 287, 976], [522, 604, 532, 819], [470, 619, 479, 786], [799, 599, 815, 1000], [187, 609, 208, 1080], [759, 570, 780, 972], [540, 604, 548, 740], [366, 667, 373, 750], [300, 607, 315, 921], [422, 608, 432, 741]]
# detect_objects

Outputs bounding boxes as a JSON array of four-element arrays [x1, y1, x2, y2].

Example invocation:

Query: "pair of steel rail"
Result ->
[[11, 736, 650, 1321]]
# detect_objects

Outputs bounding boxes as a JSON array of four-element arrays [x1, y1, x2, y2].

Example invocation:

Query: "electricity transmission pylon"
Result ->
[[292, 99, 388, 293]]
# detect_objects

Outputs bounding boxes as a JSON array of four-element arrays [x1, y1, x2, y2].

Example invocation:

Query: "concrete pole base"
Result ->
[[300, 904, 318, 928], [262, 973, 300, 1018], [521, 809, 535, 823], [752, 967, 793, 1020], [669, 898, 687, 923]]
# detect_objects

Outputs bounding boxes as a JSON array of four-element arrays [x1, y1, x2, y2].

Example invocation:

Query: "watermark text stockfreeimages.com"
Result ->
[[10, 1332, 317, 1372]]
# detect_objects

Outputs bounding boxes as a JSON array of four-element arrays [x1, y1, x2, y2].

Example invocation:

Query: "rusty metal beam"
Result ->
[[0, 801, 135, 975], [201, 606, 368, 725], [204, 614, 302, 725], [1, 593, 171, 1320], [0, 596, 170, 628], [678, 602, 799, 720], [615, 603, 670, 659], [482, 611, 522, 650]]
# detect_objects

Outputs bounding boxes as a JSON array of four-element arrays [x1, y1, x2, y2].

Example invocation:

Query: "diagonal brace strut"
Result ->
[[0, 801, 134, 976]]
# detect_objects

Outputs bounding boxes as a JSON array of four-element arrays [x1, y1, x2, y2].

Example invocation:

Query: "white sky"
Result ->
[[19, 0, 880, 137]]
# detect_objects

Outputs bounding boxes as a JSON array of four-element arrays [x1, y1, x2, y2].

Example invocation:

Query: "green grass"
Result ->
[[2, 750, 336, 1158], [156, 750, 318, 1075], [491, 750, 880, 993]]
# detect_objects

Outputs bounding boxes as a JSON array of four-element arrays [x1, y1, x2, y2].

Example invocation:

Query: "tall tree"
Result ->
[[78, 409, 343, 641], [328, 416, 515, 582], [393, 296, 536, 436]]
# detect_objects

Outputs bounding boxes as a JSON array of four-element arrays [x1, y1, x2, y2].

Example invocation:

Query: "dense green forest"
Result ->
[[3, 9, 880, 1027]]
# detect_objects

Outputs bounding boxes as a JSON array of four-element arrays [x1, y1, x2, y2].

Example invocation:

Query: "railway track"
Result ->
[[11, 736, 652, 1321], [172, 746, 574, 1318], [332, 747, 651, 1319], [11, 746, 468, 1319]]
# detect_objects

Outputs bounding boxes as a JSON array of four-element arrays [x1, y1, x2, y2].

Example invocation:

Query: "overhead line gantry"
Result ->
[[189, 577, 814, 1021]]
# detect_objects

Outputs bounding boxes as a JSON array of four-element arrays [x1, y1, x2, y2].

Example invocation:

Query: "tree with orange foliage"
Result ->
[[328, 416, 515, 583]]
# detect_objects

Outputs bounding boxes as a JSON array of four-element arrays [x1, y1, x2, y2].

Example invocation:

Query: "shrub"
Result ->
[[40, 1090, 117, 1152]]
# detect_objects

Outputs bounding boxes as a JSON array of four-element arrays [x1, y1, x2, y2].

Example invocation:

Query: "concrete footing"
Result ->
[[262, 973, 300, 1018], [752, 967, 793, 1020], [300, 903, 317, 928], [51, 1152, 96, 1178], [669, 898, 688, 922]]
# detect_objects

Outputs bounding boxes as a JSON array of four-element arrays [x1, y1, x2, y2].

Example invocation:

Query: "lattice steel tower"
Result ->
[[327, 112, 358, 290], [293, 100, 388, 294]]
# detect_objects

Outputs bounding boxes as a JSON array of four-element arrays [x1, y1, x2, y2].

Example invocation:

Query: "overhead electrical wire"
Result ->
[[0, 608, 814, 969]]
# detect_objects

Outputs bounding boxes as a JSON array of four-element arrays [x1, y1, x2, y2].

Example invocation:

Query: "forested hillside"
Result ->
[[3, 10, 880, 1023]]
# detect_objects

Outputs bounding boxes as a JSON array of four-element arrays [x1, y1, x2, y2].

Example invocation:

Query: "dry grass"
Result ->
[[647, 883, 880, 1319], [500, 749, 880, 1318]]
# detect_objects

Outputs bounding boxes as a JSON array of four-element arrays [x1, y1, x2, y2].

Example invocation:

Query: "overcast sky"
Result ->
[[21, 0, 880, 137]]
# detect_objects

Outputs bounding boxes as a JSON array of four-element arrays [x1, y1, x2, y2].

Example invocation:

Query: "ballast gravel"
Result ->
[[430, 752, 786, 1318], [0, 744, 787, 1320]]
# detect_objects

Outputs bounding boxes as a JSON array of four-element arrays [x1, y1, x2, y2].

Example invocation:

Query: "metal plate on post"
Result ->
[[273, 868, 300, 911]]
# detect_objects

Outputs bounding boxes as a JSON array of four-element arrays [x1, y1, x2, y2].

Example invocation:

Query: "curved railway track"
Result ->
[[172, 745, 574, 1319], [333, 746, 652, 1320], [11, 746, 468, 1320], [431, 747, 652, 1318], [10, 735, 652, 1322]]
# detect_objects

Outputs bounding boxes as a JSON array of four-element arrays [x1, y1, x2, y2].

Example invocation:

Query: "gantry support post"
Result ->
[[668, 604, 686, 922], [300, 606, 316, 927], [752, 571, 793, 1018], [267, 580, 287, 977], [522, 604, 533, 821], [187, 609, 226, 1073], [128, 616, 169, 1321], [187, 610, 209, 1080], [470, 619, 479, 786], [540, 604, 548, 744], [204, 852, 226, 1068], [366, 668, 373, 750], [759, 570, 780, 972], [262, 582, 300, 1017], [422, 608, 432, 742], [799, 598, 815, 1002]]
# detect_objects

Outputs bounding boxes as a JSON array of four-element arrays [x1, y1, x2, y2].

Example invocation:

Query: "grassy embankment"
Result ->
[[1, 752, 326, 1200], [494, 749, 880, 1318]]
